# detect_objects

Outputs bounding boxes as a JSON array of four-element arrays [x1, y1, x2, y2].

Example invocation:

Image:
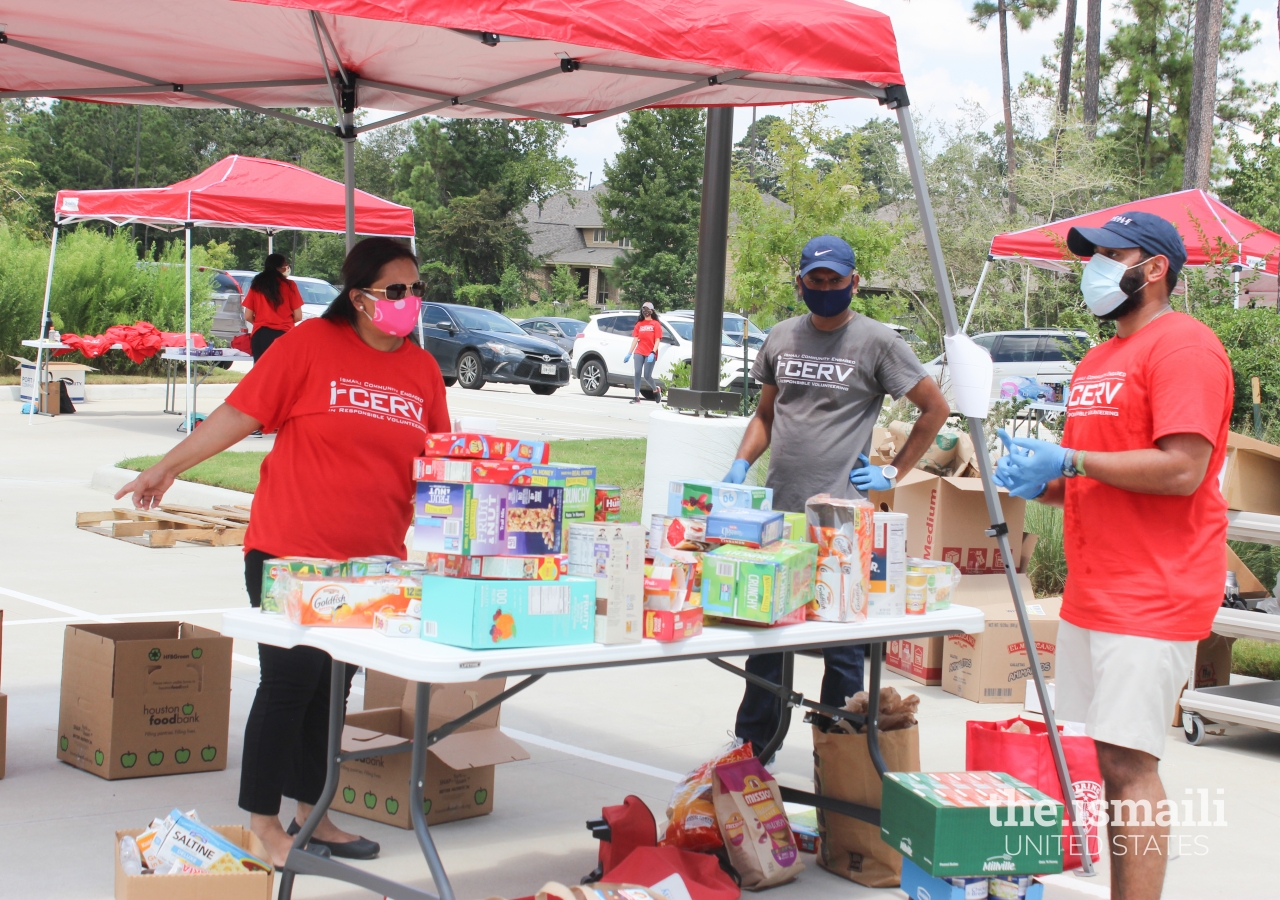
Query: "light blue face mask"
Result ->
[[1080, 253, 1145, 315]]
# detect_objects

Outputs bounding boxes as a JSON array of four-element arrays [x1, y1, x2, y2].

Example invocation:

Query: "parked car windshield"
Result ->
[[451, 306, 525, 335], [293, 280, 339, 305], [559, 320, 586, 337]]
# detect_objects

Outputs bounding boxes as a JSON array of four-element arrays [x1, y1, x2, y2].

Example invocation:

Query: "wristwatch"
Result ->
[[1060, 449, 1081, 478], [880, 464, 898, 489]]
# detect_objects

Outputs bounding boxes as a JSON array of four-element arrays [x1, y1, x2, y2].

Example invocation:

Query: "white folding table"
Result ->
[[160, 347, 252, 422], [222, 605, 986, 900]]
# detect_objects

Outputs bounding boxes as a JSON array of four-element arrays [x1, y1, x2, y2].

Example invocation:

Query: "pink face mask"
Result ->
[[360, 291, 421, 338]]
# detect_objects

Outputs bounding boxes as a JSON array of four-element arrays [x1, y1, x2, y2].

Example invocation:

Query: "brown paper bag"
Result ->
[[812, 723, 921, 888], [713, 756, 804, 890]]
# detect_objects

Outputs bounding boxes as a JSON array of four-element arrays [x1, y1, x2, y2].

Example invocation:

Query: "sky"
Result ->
[[556, 0, 1280, 188]]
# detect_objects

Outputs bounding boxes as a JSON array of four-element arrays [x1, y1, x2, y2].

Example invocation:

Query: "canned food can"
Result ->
[[595, 484, 622, 521], [388, 561, 427, 577], [989, 875, 1032, 900], [905, 571, 928, 614], [948, 877, 990, 900], [345, 556, 391, 578]]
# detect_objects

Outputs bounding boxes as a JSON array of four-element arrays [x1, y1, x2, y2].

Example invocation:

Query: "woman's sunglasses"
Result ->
[[363, 282, 427, 300]]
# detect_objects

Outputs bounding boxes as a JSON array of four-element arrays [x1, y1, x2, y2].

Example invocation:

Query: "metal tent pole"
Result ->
[[184, 223, 194, 433], [961, 258, 992, 333], [895, 102, 1096, 876], [267, 231, 274, 256], [29, 225, 59, 424]]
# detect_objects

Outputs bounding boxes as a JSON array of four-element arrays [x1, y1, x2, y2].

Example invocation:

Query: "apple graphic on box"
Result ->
[[191, 647, 203, 659], [364, 792, 377, 810], [94, 749, 104, 766], [343, 787, 356, 804], [201, 746, 217, 762], [148, 750, 164, 766], [385, 798, 399, 815], [422, 799, 432, 815], [175, 748, 191, 764], [59, 736, 68, 752], [182, 703, 194, 716], [474, 788, 488, 805], [120, 752, 137, 768]]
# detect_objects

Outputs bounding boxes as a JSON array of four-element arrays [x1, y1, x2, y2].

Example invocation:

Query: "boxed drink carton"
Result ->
[[419, 575, 595, 649], [114, 826, 274, 900], [702, 541, 818, 624], [58, 623, 231, 780], [568, 522, 646, 644], [880, 771, 1063, 877], [706, 507, 784, 548], [424, 553, 567, 581], [890, 470, 1026, 574], [649, 514, 711, 551], [1220, 431, 1280, 515], [667, 479, 772, 517], [413, 456, 531, 483], [413, 482, 565, 555], [943, 595, 1062, 704], [518, 464, 597, 547], [338, 678, 529, 829], [424, 432, 550, 463]]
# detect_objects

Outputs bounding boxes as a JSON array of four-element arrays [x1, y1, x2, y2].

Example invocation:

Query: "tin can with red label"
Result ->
[[594, 484, 622, 521]]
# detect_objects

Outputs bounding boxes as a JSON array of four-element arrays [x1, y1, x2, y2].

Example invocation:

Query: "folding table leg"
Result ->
[[410, 681, 456, 900], [864, 642, 887, 778], [757, 651, 795, 762]]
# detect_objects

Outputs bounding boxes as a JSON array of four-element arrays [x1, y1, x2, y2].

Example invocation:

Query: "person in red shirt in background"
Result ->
[[995, 212, 1232, 900], [116, 237, 450, 867], [242, 253, 304, 362], [624, 301, 663, 404]]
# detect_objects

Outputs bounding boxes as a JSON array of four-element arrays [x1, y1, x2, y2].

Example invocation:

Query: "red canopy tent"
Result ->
[[967, 190, 1280, 326]]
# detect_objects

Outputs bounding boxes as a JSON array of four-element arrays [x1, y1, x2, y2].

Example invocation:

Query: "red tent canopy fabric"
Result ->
[[989, 190, 1280, 277], [0, 0, 902, 120], [54, 155, 415, 236]]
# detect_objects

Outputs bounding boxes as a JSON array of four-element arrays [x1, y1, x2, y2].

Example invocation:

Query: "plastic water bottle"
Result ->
[[119, 835, 143, 876], [47, 328, 60, 343]]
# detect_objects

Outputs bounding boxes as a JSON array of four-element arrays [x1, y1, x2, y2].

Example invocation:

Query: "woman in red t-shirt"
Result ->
[[116, 238, 449, 867], [242, 253, 304, 362], [625, 301, 663, 404]]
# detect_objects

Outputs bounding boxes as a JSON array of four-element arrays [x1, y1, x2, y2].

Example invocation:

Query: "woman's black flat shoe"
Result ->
[[275, 841, 331, 871], [287, 819, 381, 860]]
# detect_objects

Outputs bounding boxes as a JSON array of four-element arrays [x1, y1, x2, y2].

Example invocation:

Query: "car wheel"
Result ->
[[579, 358, 608, 396], [531, 384, 558, 396], [457, 351, 485, 390], [441, 376, 457, 388]]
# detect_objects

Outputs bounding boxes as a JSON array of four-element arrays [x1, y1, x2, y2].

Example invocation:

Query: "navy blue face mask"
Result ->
[[800, 282, 854, 318]]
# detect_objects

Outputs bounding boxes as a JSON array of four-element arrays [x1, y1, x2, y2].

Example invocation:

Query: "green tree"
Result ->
[[600, 109, 706, 310], [425, 190, 534, 307], [544, 264, 585, 305], [1220, 102, 1280, 231], [0, 104, 47, 232], [733, 113, 785, 195]]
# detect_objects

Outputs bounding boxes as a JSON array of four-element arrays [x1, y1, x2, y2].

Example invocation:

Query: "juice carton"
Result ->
[[701, 541, 818, 624], [706, 507, 785, 549], [667, 479, 772, 517], [261, 557, 343, 614]]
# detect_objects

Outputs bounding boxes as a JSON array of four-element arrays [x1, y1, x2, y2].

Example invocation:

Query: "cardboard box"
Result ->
[[666, 479, 772, 517], [1171, 633, 1237, 726], [891, 470, 1026, 574], [10, 356, 95, 403], [414, 482, 565, 555], [424, 553, 568, 580], [705, 507, 784, 548], [419, 575, 595, 649], [649, 514, 710, 551], [58, 623, 232, 779], [644, 607, 704, 641], [518, 464, 597, 548], [569, 522, 646, 644], [413, 456, 532, 483], [880, 771, 1063, 877], [1220, 431, 1280, 515], [423, 432, 550, 463], [781, 511, 807, 541], [901, 858, 1051, 900], [338, 678, 528, 829], [1227, 544, 1269, 598], [943, 595, 1061, 704], [701, 541, 818, 624], [115, 826, 273, 900]]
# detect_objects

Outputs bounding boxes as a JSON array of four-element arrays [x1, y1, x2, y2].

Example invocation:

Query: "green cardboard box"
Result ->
[[700, 540, 817, 624], [880, 771, 1064, 877]]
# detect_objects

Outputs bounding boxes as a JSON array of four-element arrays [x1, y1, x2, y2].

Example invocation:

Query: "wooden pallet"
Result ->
[[76, 506, 249, 548]]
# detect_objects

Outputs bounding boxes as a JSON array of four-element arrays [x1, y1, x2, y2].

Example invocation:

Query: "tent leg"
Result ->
[[267, 231, 274, 257], [896, 106, 1096, 876], [29, 225, 59, 425], [343, 115, 356, 252], [185, 225, 194, 434], [961, 259, 991, 334], [690, 105, 733, 395]]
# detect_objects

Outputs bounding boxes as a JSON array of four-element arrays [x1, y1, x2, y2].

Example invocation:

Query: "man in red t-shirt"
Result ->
[[995, 212, 1232, 900]]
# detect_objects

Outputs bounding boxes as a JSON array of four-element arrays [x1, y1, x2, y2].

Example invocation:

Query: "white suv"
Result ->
[[924, 329, 1091, 406], [572, 311, 757, 397]]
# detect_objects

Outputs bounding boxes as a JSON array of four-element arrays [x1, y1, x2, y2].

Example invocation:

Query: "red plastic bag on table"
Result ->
[[230, 332, 253, 355], [966, 717, 1102, 870], [660, 743, 754, 852]]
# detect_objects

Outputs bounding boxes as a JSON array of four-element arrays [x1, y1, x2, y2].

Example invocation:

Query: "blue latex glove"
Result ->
[[646, 352, 656, 362], [723, 458, 750, 484], [849, 453, 894, 492], [623, 353, 632, 364], [993, 429, 1070, 498]]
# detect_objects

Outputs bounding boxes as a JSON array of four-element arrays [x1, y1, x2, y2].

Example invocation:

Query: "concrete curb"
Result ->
[[6, 384, 238, 401], [91, 464, 254, 507]]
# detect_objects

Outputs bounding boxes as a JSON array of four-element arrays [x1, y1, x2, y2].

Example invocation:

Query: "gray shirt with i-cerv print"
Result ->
[[751, 313, 927, 513]]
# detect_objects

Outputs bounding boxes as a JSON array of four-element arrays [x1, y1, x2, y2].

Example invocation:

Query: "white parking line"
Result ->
[[6, 607, 245, 626], [501, 727, 682, 783]]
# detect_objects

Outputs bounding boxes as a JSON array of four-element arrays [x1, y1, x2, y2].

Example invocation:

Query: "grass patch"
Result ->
[[0, 371, 244, 385], [121, 438, 649, 518], [1024, 502, 1066, 598], [1233, 639, 1280, 680]]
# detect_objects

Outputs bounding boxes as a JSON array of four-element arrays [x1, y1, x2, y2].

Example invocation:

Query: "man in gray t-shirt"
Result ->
[[722, 235, 949, 758]]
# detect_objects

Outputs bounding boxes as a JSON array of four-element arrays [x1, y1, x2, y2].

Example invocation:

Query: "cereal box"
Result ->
[[705, 507, 785, 548], [413, 482, 565, 555], [516, 463, 596, 547], [805, 495, 874, 623], [667, 479, 772, 517], [423, 433, 550, 463], [413, 456, 532, 483]]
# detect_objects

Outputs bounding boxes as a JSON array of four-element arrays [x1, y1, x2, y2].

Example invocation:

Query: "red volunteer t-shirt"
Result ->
[[1060, 312, 1233, 642], [242, 279, 304, 332], [227, 318, 450, 560], [633, 319, 662, 357]]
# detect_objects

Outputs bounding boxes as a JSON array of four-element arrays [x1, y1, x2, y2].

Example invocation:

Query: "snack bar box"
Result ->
[[419, 574, 595, 649], [705, 507, 784, 548], [424, 432, 550, 464], [701, 540, 818, 624], [880, 771, 1064, 877], [667, 479, 772, 517], [413, 481, 564, 555], [517, 464, 597, 547]]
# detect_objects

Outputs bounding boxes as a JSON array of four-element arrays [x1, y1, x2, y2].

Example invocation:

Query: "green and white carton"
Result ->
[[880, 771, 1064, 877], [700, 540, 817, 624]]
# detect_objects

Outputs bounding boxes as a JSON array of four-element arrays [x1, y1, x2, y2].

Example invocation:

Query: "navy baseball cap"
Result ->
[[799, 235, 856, 278], [1067, 211, 1188, 277]]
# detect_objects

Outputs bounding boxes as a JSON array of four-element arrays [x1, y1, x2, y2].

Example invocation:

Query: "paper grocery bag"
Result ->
[[713, 756, 804, 890], [812, 724, 920, 888]]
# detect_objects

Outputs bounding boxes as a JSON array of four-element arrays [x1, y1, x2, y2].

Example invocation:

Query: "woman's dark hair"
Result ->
[[322, 237, 419, 327], [249, 253, 289, 309]]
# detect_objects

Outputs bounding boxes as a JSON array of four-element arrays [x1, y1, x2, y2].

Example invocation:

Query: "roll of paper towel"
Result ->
[[642, 409, 751, 527]]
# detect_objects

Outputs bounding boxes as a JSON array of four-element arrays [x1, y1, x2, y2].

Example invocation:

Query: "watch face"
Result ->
[[881, 465, 899, 479]]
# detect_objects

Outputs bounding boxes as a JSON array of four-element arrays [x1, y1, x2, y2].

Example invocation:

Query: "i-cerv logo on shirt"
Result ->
[[329, 379, 424, 422], [776, 355, 856, 386]]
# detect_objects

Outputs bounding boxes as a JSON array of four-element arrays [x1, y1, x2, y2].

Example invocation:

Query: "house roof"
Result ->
[[522, 183, 628, 267], [545, 246, 630, 268]]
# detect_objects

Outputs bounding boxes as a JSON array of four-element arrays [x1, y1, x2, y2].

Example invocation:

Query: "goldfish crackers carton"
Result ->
[[260, 557, 343, 614], [281, 575, 414, 627], [805, 494, 874, 623], [713, 756, 804, 889]]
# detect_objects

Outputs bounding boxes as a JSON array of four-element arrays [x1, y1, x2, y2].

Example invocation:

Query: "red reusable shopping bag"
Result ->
[[966, 718, 1102, 870]]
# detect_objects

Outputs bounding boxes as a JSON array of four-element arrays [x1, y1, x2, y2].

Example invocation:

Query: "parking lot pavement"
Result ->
[[445, 380, 654, 439]]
